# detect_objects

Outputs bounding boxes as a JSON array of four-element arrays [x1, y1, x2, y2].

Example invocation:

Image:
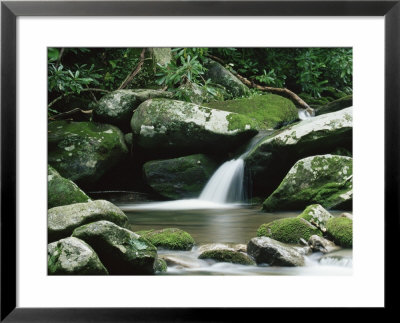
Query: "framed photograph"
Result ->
[[1, 0, 397, 320]]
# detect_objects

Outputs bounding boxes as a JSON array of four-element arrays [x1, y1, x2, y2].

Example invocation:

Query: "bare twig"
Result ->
[[48, 88, 110, 109], [48, 108, 93, 120]]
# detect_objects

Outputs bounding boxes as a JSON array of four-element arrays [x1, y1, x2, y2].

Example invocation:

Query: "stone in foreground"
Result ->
[[136, 228, 195, 251], [48, 237, 108, 275], [308, 235, 338, 253], [263, 154, 353, 211], [297, 204, 333, 231], [72, 220, 157, 275], [198, 249, 255, 266], [325, 217, 353, 248], [48, 200, 128, 242], [48, 165, 90, 209], [247, 237, 305, 266], [143, 154, 218, 199]]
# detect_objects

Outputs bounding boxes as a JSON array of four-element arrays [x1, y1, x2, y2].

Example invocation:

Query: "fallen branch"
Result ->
[[48, 108, 93, 121], [48, 88, 110, 109], [117, 48, 146, 90]]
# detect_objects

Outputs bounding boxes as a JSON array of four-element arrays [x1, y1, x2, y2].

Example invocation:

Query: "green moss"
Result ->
[[326, 217, 353, 247], [226, 113, 260, 131], [136, 228, 195, 250], [154, 258, 168, 273], [257, 217, 322, 244], [205, 93, 298, 129], [198, 249, 255, 265]]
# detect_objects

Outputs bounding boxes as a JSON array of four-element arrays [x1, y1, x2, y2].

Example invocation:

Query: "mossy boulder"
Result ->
[[244, 107, 352, 198], [48, 237, 108, 275], [131, 98, 258, 156], [198, 249, 255, 265], [205, 94, 298, 130], [325, 216, 353, 248], [93, 89, 173, 132], [72, 220, 158, 275], [136, 228, 195, 251], [143, 154, 218, 199], [315, 95, 353, 116], [204, 60, 249, 98], [257, 217, 322, 244], [48, 120, 128, 188], [154, 258, 168, 273], [48, 165, 90, 209], [48, 200, 128, 242], [247, 237, 305, 266], [149, 48, 172, 66], [297, 204, 333, 231], [262, 154, 353, 211]]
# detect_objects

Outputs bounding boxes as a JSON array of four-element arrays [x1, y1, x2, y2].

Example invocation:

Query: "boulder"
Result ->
[[325, 217, 353, 248], [48, 237, 108, 275], [150, 48, 172, 66], [257, 217, 322, 244], [48, 165, 90, 209], [136, 228, 195, 251], [143, 154, 218, 199], [315, 95, 352, 116], [247, 237, 305, 266], [307, 235, 338, 253], [262, 154, 353, 211], [48, 121, 128, 188], [93, 89, 173, 132], [244, 107, 352, 198], [48, 200, 128, 242], [197, 243, 247, 254], [154, 258, 168, 273], [72, 220, 157, 275], [297, 204, 333, 231], [204, 60, 249, 98], [131, 99, 258, 156], [198, 249, 255, 265]]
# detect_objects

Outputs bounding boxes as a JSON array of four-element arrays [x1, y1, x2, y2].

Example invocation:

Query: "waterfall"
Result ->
[[298, 108, 315, 120]]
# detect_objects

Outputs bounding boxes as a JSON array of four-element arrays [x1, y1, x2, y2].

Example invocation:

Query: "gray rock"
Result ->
[[48, 237, 108, 275], [308, 235, 338, 253], [297, 204, 334, 231], [247, 237, 305, 266], [198, 249, 256, 265], [72, 220, 157, 275], [48, 200, 128, 242]]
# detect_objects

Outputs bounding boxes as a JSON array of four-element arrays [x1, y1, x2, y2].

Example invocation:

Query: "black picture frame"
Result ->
[[1, 0, 397, 321]]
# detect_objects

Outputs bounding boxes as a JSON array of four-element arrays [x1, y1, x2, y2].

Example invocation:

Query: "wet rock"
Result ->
[[308, 235, 338, 253], [48, 237, 108, 275], [262, 154, 353, 211], [136, 228, 195, 251], [247, 237, 305, 266], [131, 98, 258, 156], [315, 95, 352, 116], [72, 220, 157, 275], [297, 204, 333, 231], [48, 200, 128, 242], [257, 217, 322, 244], [198, 249, 255, 265], [198, 243, 247, 254], [48, 165, 90, 209], [48, 120, 128, 188], [154, 258, 168, 273], [325, 216, 353, 248], [143, 154, 219, 199]]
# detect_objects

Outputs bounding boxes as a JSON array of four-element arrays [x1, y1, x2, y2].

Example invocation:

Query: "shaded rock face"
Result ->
[[72, 220, 157, 275], [245, 107, 352, 198], [198, 249, 255, 266], [48, 165, 90, 209], [136, 228, 195, 251], [247, 237, 305, 266], [93, 89, 173, 132], [143, 154, 219, 199], [48, 237, 108, 275], [262, 154, 352, 211], [315, 95, 352, 116], [204, 60, 249, 98], [257, 217, 322, 244], [48, 200, 128, 243], [325, 217, 353, 248], [48, 121, 128, 188], [131, 99, 258, 156], [297, 204, 333, 231]]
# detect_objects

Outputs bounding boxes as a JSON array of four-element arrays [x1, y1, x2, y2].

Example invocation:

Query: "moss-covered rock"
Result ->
[[149, 48, 172, 66], [262, 154, 353, 211], [143, 154, 218, 199], [247, 237, 305, 266], [204, 60, 249, 98], [48, 200, 128, 242], [136, 228, 195, 251], [48, 120, 128, 188], [93, 89, 173, 132], [48, 237, 108, 275], [257, 217, 322, 244], [205, 94, 298, 130], [48, 165, 90, 209], [325, 216, 353, 248], [315, 95, 353, 116], [297, 204, 333, 231], [154, 258, 168, 273], [72, 220, 157, 275], [198, 249, 255, 265], [244, 107, 352, 198], [131, 98, 258, 156]]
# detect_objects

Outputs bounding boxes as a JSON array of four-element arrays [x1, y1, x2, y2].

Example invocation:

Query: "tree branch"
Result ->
[[117, 48, 146, 90], [48, 88, 110, 109]]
